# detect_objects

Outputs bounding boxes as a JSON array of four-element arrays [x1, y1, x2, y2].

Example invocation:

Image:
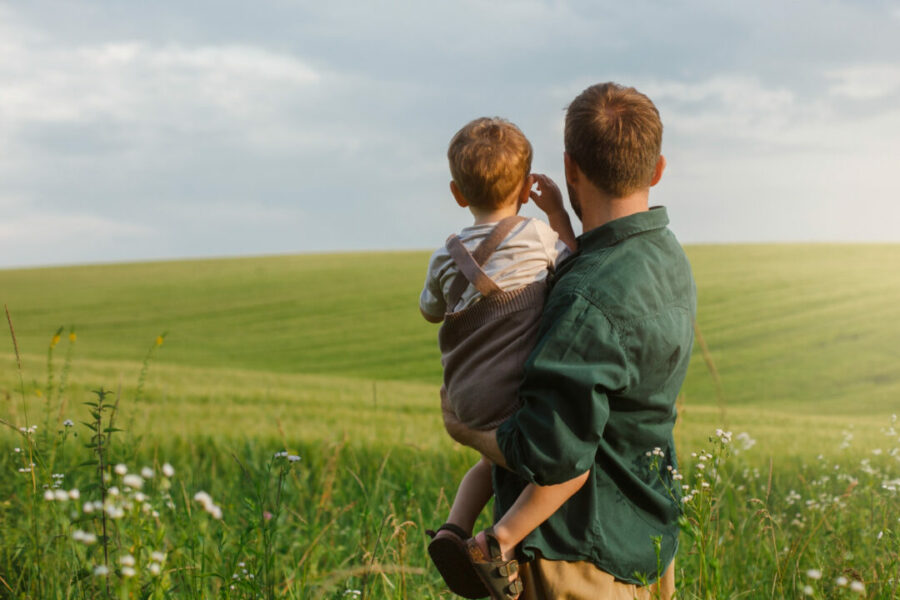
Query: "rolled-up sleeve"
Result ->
[[496, 292, 628, 485]]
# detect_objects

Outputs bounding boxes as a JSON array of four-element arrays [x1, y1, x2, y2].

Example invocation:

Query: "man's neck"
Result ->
[[579, 188, 650, 233]]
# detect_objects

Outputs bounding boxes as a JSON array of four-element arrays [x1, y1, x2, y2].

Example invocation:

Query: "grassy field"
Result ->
[[2, 244, 900, 598]]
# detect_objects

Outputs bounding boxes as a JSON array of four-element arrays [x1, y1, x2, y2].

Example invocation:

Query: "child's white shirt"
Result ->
[[419, 217, 569, 318]]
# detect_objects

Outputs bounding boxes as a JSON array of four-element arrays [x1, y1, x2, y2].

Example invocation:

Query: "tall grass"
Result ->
[[2, 319, 899, 598]]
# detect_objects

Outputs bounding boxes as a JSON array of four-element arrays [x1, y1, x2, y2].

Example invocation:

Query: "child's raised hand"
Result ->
[[529, 174, 565, 215]]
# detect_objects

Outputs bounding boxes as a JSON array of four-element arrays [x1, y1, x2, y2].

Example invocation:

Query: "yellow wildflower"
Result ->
[[51, 334, 60, 348], [155, 336, 164, 347], [69, 332, 77, 342], [35, 389, 43, 397]]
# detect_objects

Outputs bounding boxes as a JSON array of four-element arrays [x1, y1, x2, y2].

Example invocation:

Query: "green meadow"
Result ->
[[2, 244, 900, 598]]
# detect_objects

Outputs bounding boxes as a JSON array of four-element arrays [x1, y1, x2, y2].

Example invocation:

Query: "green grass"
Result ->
[[1, 245, 899, 598], [3, 244, 899, 418]]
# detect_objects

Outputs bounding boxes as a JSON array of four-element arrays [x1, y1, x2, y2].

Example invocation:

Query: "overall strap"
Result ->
[[445, 216, 526, 312]]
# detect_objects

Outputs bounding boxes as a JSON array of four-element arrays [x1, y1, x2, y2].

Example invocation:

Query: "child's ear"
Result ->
[[450, 181, 469, 207], [518, 175, 534, 204]]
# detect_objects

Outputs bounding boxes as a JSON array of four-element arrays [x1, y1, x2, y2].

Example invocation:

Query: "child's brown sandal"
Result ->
[[427, 523, 490, 598], [466, 527, 524, 600]]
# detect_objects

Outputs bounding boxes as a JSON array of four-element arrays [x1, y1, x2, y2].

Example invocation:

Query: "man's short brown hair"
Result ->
[[447, 117, 533, 210], [564, 83, 662, 198]]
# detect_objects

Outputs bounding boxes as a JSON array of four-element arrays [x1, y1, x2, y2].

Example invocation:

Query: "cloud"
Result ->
[[826, 65, 900, 100]]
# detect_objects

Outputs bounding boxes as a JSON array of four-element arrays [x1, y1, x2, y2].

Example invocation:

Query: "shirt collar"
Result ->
[[577, 206, 669, 252]]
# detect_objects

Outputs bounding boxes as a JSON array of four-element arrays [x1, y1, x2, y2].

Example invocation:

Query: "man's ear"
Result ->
[[564, 153, 580, 187], [650, 155, 666, 187], [450, 181, 468, 207]]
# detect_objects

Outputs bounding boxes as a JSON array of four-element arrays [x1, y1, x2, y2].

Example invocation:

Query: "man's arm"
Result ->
[[497, 293, 627, 485]]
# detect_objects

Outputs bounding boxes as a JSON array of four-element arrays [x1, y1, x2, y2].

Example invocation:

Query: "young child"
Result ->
[[420, 117, 586, 599]]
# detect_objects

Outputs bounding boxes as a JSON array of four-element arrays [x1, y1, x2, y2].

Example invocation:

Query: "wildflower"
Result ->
[[93, 565, 109, 576], [151, 551, 166, 562], [51, 334, 61, 347], [156, 335, 164, 346], [54, 489, 69, 502], [836, 576, 849, 587], [13, 447, 20, 453], [68, 488, 80, 500], [134, 492, 146, 502], [83, 502, 95, 514], [288, 454, 301, 462], [264, 510, 274, 521], [72, 530, 97, 545], [806, 569, 822, 580], [44, 490, 55, 501], [123, 474, 143, 489], [114, 464, 127, 476], [120, 554, 135, 567], [802, 585, 814, 596], [63, 419, 74, 428], [193, 491, 223, 519], [108, 486, 120, 497], [148, 563, 161, 576], [850, 581, 865, 593], [122, 566, 136, 578], [69, 332, 77, 342], [141, 466, 154, 479], [162, 463, 175, 478]]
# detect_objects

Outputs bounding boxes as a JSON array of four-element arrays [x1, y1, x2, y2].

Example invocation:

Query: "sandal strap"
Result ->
[[483, 526, 504, 561], [495, 560, 518, 578], [426, 522, 470, 540], [503, 578, 524, 599]]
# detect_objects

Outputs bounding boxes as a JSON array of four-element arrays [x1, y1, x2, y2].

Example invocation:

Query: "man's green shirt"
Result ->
[[495, 206, 697, 584]]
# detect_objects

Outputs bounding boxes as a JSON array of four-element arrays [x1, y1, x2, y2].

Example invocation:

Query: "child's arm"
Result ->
[[529, 174, 577, 252]]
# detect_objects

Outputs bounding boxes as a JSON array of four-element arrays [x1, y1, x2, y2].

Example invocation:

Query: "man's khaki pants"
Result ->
[[520, 557, 675, 600]]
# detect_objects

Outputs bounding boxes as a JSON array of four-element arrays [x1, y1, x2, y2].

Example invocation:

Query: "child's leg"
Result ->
[[484, 471, 590, 559], [444, 455, 494, 534]]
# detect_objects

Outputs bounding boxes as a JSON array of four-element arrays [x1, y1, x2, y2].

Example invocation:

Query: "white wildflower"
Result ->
[[43, 490, 55, 501], [119, 554, 135, 567], [123, 474, 143, 489], [54, 489, 69, 502], [836, 576, 848, 587], [802, 585, 814, 596], [83, 502, 95, 514], [63, 419, 74, 427], [114, 464, 127, 476], [148, 562, 161, 576], [141, 467, 154, 479], [288, 455, 301, 462], [151, 551, 166, 562], [162, 463, 175, 478], [68, 488, 80, 500], [806, 569, 822, 580], [121, 566, 135, 578], [108, 486, 120, 497], [93, 565, 109, 576], [73, 530, 97, 545], [850, 581, 865, 593]]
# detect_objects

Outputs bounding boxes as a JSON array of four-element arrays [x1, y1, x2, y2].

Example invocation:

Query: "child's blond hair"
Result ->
[[447, 117, 532, 210]]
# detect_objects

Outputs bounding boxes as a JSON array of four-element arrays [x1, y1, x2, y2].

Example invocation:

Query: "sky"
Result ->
[[1, 0, 899, 268]]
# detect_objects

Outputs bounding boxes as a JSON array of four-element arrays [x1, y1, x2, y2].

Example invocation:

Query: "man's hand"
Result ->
[[441, 391, 508, 468]]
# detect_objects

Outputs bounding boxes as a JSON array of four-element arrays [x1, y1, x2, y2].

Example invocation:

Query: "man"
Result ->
[[443, 82, 697, 599]]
